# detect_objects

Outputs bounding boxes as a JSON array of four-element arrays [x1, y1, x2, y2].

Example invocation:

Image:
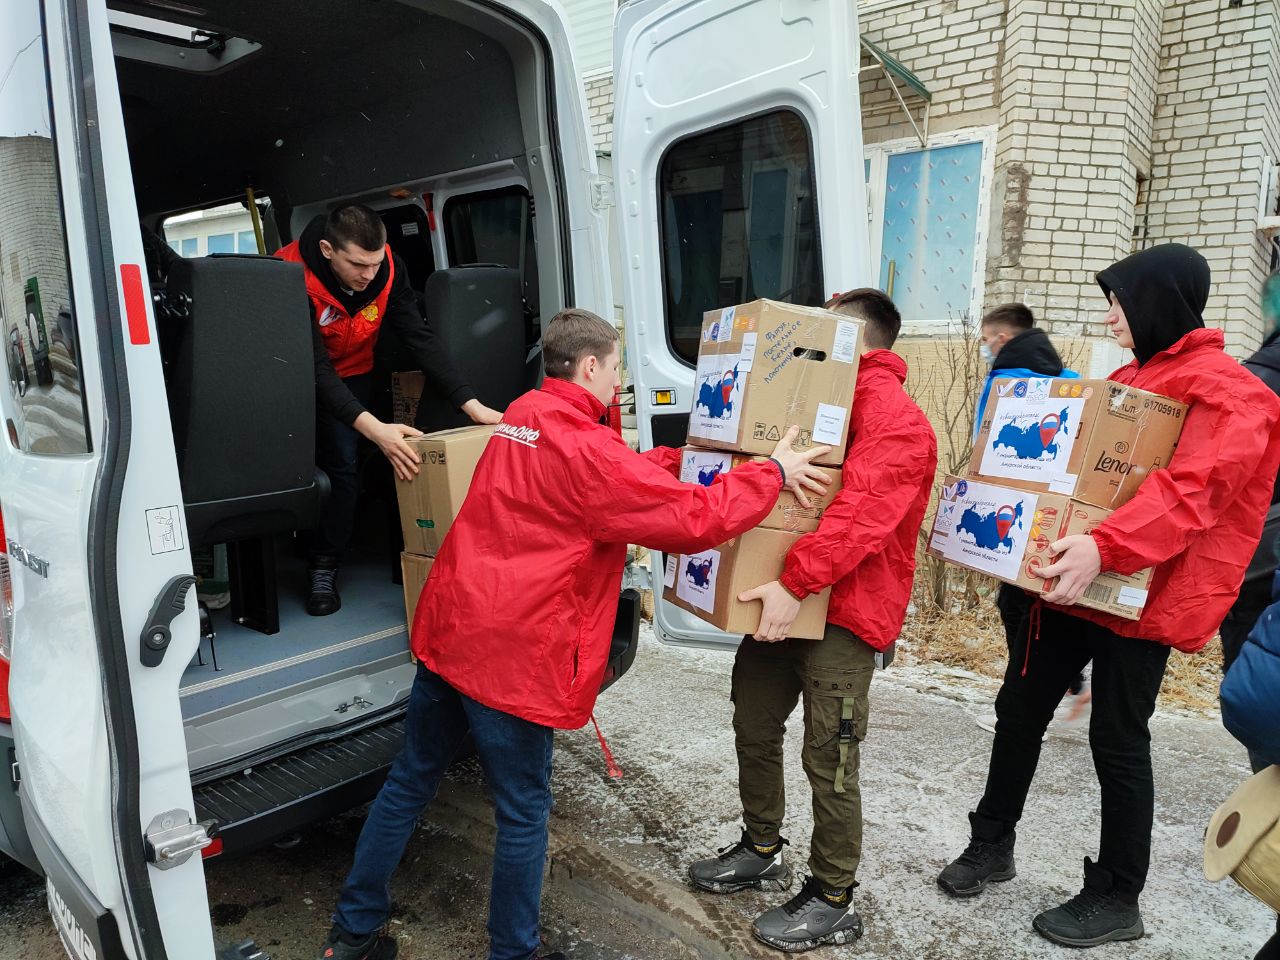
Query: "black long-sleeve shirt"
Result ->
[[295, 215, 475, 426]]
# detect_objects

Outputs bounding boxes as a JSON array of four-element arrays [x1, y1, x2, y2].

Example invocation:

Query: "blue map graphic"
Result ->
[[956, 502, 1023, 553], [696, 463, 725, 486], [992, 408, 1070, 460]]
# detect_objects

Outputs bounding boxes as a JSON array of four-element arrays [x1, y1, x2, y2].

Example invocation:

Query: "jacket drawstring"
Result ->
[[591, 714, 624, 779], [1022, 597, 1043, 678]]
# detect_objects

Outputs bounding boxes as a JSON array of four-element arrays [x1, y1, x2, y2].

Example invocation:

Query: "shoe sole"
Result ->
[[688, 865, 793, 895], [1032, 917, 1144, 947], [936, 865, 1016, 898], [752, 920, 864, 953]]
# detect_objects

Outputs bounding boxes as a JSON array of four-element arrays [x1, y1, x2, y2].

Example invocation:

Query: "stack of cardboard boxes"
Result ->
[[660, 300, 862, 639], [395, 424, 495, 625], [928, 376, 1187, 619]]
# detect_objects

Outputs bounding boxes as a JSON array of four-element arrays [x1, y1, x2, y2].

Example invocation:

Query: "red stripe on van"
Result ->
[[120, 263, 151, 345]]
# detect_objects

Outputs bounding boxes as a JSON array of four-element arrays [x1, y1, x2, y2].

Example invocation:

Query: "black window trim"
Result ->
[[440, 183, 534, 268]]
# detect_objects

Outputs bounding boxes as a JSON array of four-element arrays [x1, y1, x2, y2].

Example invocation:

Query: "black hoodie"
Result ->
[[296, 215, 475, 426], [992, 327, 1065, 377], [1096, 243, 1208, 366]]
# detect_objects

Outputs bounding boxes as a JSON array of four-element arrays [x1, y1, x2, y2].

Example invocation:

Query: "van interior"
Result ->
[[107, 0, 585, 851]]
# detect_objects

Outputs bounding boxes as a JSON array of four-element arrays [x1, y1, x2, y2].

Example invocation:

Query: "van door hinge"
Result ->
[[144, 809, 215, 870], [590, 175, 614, 211]]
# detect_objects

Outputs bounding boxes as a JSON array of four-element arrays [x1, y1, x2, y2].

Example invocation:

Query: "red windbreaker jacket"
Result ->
[[779, 350, 938, 650], [1067, 328, 1280, 651], [412, 377, 786, 728]]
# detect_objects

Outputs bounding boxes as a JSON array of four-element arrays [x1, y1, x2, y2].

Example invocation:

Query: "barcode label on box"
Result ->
[[1083, 581, 1113, 605]]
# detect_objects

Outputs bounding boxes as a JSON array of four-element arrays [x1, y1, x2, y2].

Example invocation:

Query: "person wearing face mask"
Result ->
[[938, 244, 1280, 949], [972, 305, 1083, 732]]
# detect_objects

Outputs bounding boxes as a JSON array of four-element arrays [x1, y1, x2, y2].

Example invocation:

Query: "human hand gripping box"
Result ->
[[970, 378, 1185, 509], [661, 528, 832, 639], [685, 300, 862, 467], [926, 475, 1152, 620], [678, 445, 843, 534], [395, 424, 495, 556]]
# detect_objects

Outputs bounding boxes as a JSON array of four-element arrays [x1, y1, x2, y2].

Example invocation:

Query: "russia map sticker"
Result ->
[[676, 550, 720, 613], [940, 478, 1039, 582], [689, 351, 744, 444], [979, 393, 1088, 483], [680, 448, 735, 487]]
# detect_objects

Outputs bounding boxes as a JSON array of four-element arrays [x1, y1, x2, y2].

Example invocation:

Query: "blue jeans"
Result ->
[[313, 373, 373, 559], [334, 664, 554, 960]]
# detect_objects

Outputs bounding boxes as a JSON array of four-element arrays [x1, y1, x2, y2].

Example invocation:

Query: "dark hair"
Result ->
[[824, 288, 902, 349], [543, 308, 619, 379], [323, 203, 387, 252], [981, 303, 1035, 332]]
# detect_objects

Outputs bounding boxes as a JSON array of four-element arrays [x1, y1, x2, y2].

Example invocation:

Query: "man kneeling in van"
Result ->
[[318, 309, 833, 960]]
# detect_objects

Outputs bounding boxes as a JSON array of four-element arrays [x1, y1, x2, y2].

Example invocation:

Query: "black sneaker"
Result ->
[[752, 875, 863, 953], [307, 556, 342, 617], [937, 831, 1016, 897], [317, 924, 397, 960], [688, 831, 792, 893], [1032, 859, 1143, 947]]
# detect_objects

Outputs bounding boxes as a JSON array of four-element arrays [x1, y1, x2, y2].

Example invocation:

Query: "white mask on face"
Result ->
[[980, 342, 996, 365]]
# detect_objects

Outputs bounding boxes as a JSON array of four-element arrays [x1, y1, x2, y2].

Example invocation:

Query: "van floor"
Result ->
[[178, 546, 411, 722]]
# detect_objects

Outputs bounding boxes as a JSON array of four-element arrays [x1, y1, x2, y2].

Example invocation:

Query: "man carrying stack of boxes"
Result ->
[[931, 243, 1280, 948], [670, 291, 939, 952]]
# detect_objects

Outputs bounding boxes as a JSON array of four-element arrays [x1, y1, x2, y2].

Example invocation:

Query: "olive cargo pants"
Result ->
[[731, 624, 875, 889]]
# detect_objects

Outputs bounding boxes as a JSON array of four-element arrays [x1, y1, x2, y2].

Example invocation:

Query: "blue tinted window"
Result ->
[[207, 233, 234, 254]]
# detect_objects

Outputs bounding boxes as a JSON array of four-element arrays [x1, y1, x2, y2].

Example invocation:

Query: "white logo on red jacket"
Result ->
[[495, 422, 540, 448], [318, 305, 341, 327]]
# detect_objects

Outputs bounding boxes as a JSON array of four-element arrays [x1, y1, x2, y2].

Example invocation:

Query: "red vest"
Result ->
[[276, 240, 395, 378]]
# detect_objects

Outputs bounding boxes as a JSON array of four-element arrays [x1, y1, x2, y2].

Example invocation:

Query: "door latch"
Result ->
[[144, 809, 215, 870], [590, 175, 614, 211], [140, 575, 197, 668]]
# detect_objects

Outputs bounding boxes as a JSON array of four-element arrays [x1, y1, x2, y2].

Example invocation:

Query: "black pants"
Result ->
[[997, 584, 1084, 695], [313, 373, 374, 560], [1219, 576, 1272, 774], [970, 604, 1170, 899]]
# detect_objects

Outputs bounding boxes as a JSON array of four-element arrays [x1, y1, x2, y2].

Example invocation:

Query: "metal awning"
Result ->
[[860, 36, 932, 147]]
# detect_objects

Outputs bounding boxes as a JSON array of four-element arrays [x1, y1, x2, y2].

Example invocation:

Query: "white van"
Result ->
[[0, 0, 868, 956]]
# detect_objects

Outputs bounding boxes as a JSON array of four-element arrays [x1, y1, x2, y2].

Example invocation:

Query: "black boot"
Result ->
[[317, 924, 397, 960], [307, 556, 342, 617], [1032, 858, 1144, 947], [937, 818, 1015, 898]]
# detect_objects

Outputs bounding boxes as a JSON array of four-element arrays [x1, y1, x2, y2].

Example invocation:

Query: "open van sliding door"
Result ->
[[1, 0, 215, 956], [613, 0, 871, 649]]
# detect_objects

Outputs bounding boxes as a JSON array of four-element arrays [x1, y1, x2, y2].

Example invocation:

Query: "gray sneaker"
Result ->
[[752, 876, 863, 953], [688, 831, 792, 894]]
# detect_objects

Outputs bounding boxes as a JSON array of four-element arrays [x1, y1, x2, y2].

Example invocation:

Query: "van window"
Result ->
[[658, 109, 824, 365], [162, 198, 271, 259], [0, 2, 92, 455]]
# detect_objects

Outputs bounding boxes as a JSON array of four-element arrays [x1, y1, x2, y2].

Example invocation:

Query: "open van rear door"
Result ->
[[1, 1, 215, 956], [613, 0, 870, 647]]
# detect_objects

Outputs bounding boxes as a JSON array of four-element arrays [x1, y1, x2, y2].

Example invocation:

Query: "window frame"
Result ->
[[441, 184, 534, 269], [655, 106, 825, 367], [864, 125, 996, 332]]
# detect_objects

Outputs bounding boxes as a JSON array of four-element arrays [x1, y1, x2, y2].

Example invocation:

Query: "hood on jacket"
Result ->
[[298, 214, 390, 316], [1097, 243, 1208, 367], [992, 327, 1064, 377]]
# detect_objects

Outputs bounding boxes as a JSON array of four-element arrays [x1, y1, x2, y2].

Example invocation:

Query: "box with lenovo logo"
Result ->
[[661, 527, 831, 639], [685, 300, 862, 467], [678, 445, 844, 534], [401, 552, 434, 626], [970, 378, 1185, 509], [926, 475, 1151, 620], [395, 424, 495, 556]]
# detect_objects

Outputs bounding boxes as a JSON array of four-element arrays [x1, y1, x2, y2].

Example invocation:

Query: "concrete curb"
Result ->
[[428, 779, 779, 959]]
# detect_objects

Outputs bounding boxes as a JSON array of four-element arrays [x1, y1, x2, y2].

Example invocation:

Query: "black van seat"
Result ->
[[414, 265, 527, 432], [161, 254, 326, 635]]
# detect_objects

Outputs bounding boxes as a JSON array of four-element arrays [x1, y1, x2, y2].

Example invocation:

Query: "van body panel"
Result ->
[[613, 0, 870, 648]]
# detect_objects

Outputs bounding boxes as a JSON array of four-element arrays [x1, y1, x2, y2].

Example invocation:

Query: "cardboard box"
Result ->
[[401, 552, 433, 626], [970, 377, 1185, 509], [685, 300, 862, 466], [926, 475, 1151, 620], [661, 527, 832, 639], [678, 445, 843, 534], [392, 370, 425, 426], [395, 424, 494, 556]]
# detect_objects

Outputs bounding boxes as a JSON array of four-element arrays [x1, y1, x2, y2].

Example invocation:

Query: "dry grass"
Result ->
[[897, 593, 1224, 714]]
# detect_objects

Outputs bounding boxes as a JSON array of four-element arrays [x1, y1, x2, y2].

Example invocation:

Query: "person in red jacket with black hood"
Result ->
[[938, 243, 1280, 949], [316, 308, 832, 960], [277, 204, 501, 617], [688, 289, 938, 953]]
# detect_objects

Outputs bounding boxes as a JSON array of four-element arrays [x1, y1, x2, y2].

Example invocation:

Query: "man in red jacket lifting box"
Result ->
[[687, 289, 939, 953], [317, 308, 832, 960]]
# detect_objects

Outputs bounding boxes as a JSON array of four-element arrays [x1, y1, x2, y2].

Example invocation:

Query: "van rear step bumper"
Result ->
[[193, 715, 406, 857]]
